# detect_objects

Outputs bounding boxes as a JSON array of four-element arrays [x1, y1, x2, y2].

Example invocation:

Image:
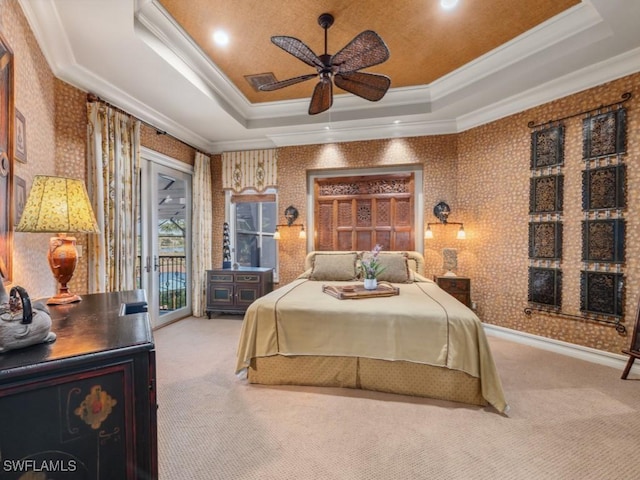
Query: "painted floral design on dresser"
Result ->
[[74, 385, 117, 430]]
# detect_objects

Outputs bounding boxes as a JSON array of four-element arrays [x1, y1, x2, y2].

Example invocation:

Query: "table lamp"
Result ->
[[16, 175, 99, 305]]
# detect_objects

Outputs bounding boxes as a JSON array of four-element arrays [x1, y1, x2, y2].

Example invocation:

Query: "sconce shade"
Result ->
[[16, 176, 100, 234], [16, 176, 99, 305], [424, 225, 433, 239], [457, 225, 466, 240]]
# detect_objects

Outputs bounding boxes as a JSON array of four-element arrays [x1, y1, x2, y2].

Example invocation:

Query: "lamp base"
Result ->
[[47, 292, 82, 305], [47, 235, 81, 305]]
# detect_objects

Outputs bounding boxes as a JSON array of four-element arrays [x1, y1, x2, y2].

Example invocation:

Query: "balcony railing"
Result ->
[[136, 255, 187, 313]]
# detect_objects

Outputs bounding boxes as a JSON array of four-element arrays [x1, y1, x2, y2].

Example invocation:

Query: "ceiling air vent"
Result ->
[[245, 73, 277, 92]]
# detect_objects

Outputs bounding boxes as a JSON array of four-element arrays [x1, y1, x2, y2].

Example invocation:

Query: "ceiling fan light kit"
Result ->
[[258, 13, 391, 115]]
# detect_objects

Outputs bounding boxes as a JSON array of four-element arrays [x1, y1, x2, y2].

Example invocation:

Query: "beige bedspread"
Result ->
[[236, 276, 508, 413]]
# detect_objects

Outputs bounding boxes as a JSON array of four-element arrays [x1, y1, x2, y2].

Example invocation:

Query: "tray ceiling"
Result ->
[[158, 0, 579, 103]]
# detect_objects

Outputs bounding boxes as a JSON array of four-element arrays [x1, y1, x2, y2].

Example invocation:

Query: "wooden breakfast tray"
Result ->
[[322, 282, 400, 300]]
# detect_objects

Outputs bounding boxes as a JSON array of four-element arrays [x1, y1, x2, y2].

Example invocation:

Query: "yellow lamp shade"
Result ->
[[16, 175, 99, 234]]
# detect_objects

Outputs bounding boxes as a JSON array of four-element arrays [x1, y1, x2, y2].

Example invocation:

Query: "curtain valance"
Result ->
[[222, 149, 277, 193]]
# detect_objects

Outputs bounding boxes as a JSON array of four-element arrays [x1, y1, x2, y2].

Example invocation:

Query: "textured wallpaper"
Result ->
[[3, 0, 58, 299]]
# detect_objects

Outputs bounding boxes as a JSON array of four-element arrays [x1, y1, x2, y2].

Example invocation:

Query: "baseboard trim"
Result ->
[[483, 324, 640, 377]]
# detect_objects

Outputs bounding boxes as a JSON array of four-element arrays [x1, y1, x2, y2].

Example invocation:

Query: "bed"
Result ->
[[235, 251, 508, 414]]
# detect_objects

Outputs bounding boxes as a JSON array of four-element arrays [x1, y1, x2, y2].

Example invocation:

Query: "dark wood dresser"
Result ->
[[434, 276, 472, 308], [0, 290, 157, 479], [206, 267, 273, 317]]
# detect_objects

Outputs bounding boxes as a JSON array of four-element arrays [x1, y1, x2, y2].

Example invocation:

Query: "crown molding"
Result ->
[[429, 2, 603, 102], [457, 46, 640, 132], [18, 0, 76, 75], [133, 0, 250, 125]]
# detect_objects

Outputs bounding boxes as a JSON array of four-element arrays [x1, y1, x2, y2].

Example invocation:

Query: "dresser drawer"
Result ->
[[234, 273, 260, 283], [208, 272, 234, 283], [437, 278, 469, 292]]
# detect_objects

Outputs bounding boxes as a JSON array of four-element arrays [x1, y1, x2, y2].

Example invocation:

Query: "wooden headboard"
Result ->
[[304, 251, 425, 277]]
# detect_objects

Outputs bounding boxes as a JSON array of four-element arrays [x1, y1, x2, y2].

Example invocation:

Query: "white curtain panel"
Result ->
[[191, 151, 213, 317], [87, 102, 141, 293]]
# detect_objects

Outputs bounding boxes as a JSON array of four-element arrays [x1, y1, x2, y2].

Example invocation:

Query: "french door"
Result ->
[[138, 149, 193, 328]]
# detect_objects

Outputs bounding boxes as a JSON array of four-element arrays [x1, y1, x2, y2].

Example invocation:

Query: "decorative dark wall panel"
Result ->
[[529, 222, 562, 259], [581, 219, 625, 263], [529, 175, 564, 213], [582, 165, 626, 211], [580, 271, 624, 317], [582, 109, 626, 159], [531, 125, 564, 168], [528, 267, 562, 308]]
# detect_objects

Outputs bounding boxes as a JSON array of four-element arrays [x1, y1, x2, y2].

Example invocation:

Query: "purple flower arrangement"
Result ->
[[361, 244, 386, 279]]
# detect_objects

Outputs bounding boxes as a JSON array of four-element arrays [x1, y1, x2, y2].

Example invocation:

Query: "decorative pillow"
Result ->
[[309, 252, 358, 281], [407, 257, 418, 275], [376, 253, 411, 283], [296, 268, 313, 279]]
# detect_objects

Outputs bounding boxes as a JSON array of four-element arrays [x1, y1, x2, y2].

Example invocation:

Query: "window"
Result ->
[[229, 190, 277, 278]]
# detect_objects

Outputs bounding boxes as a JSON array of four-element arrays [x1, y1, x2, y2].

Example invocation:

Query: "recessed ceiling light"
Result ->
[[440, 0, 459, 10], [213, 30, 229, 46], [394, 120, 401, 124]]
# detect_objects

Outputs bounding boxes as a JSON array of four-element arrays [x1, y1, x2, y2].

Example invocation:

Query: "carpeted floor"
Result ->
[[154, 316, 640, 480]]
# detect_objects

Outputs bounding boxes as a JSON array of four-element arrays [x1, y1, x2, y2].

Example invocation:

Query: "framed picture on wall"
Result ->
[[0, 33, 14, 282], [14, 175, 26, 226], [15, 108, 26, 163]]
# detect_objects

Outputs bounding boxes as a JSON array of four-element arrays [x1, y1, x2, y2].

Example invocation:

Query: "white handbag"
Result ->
[[0, 284, 57, 353]]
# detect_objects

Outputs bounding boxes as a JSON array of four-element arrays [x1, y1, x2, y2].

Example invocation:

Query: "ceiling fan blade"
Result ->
[[331, 30, 390, 73], [308, 77, 333, 115], [334, 72, 391, 101], [258, 73, 317, 91], [271, 36, 324, 70]]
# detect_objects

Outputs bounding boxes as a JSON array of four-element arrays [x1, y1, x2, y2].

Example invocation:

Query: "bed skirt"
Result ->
[[248, 355, 487, 407]]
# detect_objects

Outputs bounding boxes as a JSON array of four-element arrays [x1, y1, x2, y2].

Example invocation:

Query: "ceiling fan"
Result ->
[[258, 13, 391, 115]]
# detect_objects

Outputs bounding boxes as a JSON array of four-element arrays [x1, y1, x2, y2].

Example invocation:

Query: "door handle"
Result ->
[[154, 255, 159, 272], [144, 256, 151, 273]]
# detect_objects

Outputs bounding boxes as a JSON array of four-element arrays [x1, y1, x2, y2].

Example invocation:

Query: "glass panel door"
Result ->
[[138, 155, 192, 328]]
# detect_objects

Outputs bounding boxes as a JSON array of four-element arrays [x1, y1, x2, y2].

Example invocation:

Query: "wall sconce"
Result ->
[[274, 205, 306, 240], [425, 201, 465, 240]]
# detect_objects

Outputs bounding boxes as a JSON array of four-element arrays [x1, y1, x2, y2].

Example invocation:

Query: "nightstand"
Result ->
[[434, 276, 471, 308], [206, 267, 273, 317]]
